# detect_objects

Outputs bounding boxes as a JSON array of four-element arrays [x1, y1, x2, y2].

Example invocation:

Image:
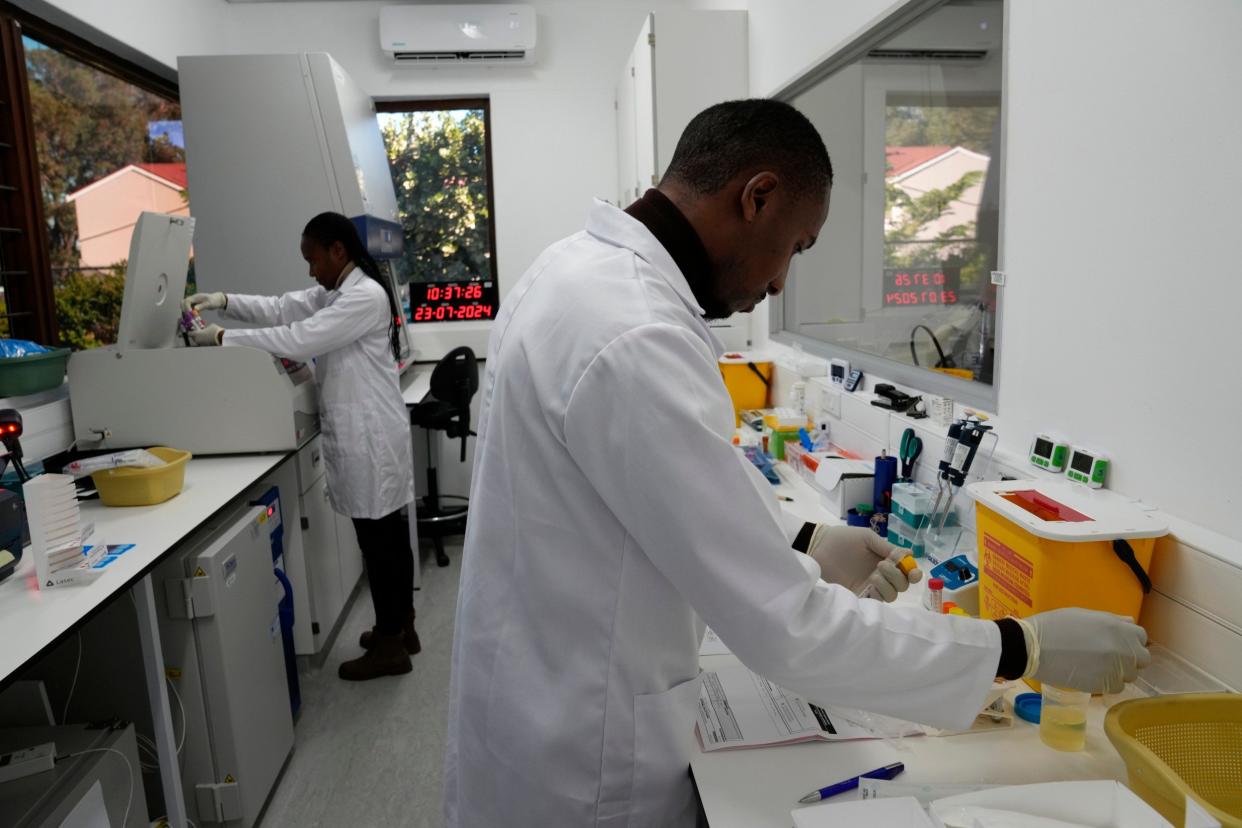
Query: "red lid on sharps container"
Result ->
[[928, 578, 945, 590]]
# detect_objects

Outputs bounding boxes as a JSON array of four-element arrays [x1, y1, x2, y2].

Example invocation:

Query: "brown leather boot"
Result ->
[[338, 633, 412, 681], [359, 609, 421, 654]]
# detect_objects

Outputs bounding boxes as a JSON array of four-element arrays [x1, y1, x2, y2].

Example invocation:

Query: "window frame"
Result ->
[[0, 2, 180, 345], [373, 97, 501, 296], [769, 0, 1009, 412]]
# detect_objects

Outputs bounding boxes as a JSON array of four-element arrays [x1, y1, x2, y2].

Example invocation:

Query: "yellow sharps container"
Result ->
[[719, 352, 771, 426], [966, 479, 1168, 629]]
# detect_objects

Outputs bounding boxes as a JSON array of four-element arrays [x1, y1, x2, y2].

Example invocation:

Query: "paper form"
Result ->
[[695, 664, 917, 751]]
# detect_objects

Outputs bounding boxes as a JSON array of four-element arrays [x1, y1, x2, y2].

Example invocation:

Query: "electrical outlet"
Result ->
[[823, 388, 842, 419]]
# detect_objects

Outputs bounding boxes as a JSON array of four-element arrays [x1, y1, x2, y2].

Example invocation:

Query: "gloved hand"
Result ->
[[1015, 608, 1151, 694], [187, 324, 224, 347], [805, 525, 922, 602], [183, 292, 227, 313]]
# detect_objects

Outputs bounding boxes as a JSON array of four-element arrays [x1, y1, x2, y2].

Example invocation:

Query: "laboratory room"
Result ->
[[0, 0, 1239, 827]]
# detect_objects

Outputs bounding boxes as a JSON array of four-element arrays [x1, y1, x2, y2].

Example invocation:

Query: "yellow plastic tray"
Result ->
[[91, 447, 191, 507], [1105, 693, 1242, 828]]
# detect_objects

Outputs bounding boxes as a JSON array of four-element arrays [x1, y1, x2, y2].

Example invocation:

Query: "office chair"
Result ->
[[409, 346, 479, 567]]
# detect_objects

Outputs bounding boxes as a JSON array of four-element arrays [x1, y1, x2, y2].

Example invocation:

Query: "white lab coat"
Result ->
[[442, 201, 1002, 828], [220, 268, 414, 519]]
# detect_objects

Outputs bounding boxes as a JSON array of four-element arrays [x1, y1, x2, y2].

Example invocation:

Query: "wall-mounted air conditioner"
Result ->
[[380, 4, 537, 67]]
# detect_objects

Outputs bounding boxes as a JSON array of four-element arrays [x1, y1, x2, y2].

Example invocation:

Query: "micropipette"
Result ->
[[932, 420, 993, 531], [925, 420, 963, 529]]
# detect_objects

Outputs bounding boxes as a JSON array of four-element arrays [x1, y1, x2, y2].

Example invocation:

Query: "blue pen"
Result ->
[[796, 761, 905, 804]]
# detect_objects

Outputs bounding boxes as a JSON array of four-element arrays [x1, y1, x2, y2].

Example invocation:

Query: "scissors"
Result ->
[[899, 427, 923, 479]]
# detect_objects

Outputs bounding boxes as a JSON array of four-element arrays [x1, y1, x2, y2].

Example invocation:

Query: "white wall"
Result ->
[[212, 0, 746, 305], [998, 0, 1242, 538], [745, 0, 905, 96], [13, 0, 227, 72], [749, 0, 1242, 541]]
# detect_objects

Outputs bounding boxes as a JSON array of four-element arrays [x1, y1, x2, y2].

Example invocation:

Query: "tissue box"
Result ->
[[813, 457, 874, 519]]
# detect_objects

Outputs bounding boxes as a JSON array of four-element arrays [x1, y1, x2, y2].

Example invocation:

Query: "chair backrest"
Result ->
[[429, 346, 479, 413]]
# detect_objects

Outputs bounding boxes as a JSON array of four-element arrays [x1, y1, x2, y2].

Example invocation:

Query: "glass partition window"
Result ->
[[780, 0, 1003, 390]]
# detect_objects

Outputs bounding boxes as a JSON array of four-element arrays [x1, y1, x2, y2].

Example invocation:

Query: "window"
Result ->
[[376, 99, 499, 324], [0, 10, 184, 350], [774, 0, 1004, 406]]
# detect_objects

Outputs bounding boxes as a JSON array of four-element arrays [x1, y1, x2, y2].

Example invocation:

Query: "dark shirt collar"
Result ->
[[624, 189, 713, 315]]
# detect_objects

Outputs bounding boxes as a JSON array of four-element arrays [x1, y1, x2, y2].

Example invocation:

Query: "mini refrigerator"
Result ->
[[156, 503, 294, 826]]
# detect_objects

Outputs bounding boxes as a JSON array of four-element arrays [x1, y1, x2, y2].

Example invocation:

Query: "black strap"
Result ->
[[792, 522, 816, 554], [746, 361, 771, 387], [1112, 538, 1153, 594], [994, 618, 1028, 680]]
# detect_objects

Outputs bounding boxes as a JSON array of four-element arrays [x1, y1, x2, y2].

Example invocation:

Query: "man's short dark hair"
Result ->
[[662, 99, 833, 199]]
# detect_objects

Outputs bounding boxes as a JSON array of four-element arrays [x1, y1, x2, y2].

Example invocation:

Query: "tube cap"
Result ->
[[1014, 692, 1042, 724], [896, 556, 918, 576], [928, 577, 945, 590]]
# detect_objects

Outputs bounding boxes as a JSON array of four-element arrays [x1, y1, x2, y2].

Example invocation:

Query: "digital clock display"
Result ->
[[409, 279, 498, 324]]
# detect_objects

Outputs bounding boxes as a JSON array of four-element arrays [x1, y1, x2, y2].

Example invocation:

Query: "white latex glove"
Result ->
[[1015, 608, 1151, 694], [188, 324, 224, 347], [805, 525, 923, 602], [183, 292, 227, 313]]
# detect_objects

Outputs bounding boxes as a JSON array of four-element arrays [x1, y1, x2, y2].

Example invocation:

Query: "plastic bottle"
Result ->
[[810, 418, 832, 452], [927, 577, 944, 613]]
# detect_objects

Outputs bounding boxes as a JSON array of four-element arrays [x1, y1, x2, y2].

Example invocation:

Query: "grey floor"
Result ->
[[260, 544, 463, 828]]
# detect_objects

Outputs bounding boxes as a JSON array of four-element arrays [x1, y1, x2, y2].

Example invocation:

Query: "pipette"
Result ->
[[925, 420, 963, 530], [932, 420, 993, 531]]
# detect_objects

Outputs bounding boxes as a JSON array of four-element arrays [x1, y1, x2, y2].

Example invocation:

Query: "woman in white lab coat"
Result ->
[[185, 212, 419, 682]]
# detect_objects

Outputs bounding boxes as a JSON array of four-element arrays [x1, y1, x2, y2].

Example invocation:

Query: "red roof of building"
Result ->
[[885, 146, 952, 178], [137, 163, 188, 189]]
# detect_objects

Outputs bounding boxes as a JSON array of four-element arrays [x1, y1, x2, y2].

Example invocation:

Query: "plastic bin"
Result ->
[[887, 517, 925, 558], [719, 353, 771, 426], [91, 446, 191, 507], [0, 348, 69, 397], [782, 442, 813, 483], [891, 481, 934, 529], [965, 480, 1167, 624], [1105, 693, 1242, 828]]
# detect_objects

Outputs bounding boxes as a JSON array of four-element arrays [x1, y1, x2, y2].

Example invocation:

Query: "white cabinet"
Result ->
[[614, 10, 753, 349], [615, 10, 748, 204], [257, 438, 365, 656], [302, 474, 345, 652], [335, 509, 363, 604]]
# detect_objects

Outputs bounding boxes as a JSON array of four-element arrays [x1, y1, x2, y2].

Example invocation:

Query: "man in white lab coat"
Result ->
[[442, 100, 1148, 827]]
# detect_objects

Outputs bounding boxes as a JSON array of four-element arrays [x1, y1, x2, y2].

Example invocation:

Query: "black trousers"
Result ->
[[351, 510, 414, 636]]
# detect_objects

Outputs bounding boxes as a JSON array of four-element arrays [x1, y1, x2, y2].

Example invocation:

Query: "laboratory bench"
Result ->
[[1, 362, 434, 684], [0, 363, 436, 827], [693, 457, 1137, 828], [0, 453, 289, 684]]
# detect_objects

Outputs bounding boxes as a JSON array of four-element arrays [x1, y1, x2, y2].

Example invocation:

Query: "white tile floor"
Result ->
[[259, 546, 462, 828]]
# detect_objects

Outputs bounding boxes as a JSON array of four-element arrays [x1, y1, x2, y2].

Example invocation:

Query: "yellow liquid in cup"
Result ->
[[1040, 704, 1087, 751]]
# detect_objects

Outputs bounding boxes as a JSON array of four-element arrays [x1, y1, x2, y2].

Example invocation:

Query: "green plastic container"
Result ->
[[0, 348, 70, 397]]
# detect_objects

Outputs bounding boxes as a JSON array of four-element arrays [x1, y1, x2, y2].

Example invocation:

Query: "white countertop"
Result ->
[[401, 364, 434, 406], [0, 453, 289, 682], [694, 450, 1133, 827], [692, 666, 1132, 828]]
